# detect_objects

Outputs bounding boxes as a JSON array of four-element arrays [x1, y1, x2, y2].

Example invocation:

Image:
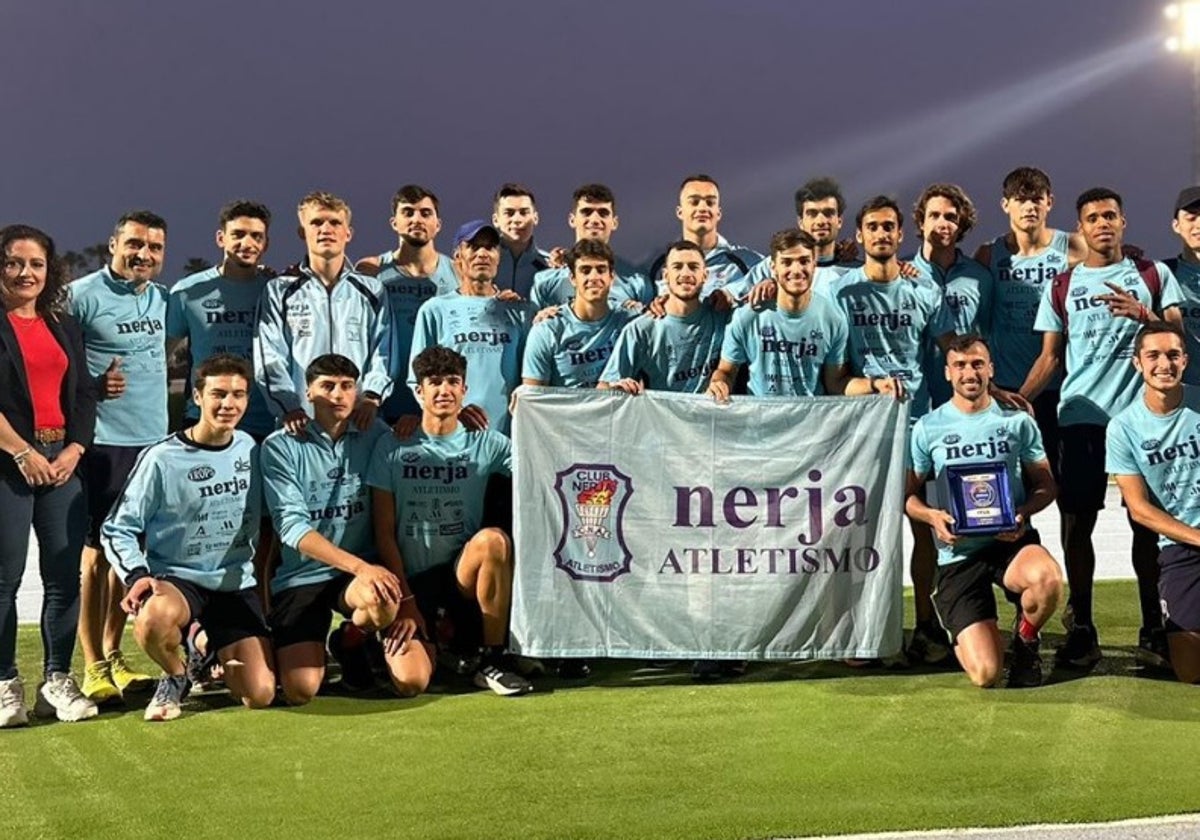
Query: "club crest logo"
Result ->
[[552, 463, 634, 582], [943, 434, 961, 445], [1141, 439, 1160, 451], [968, 481, 996, 507], [1071, 286, 1088, 298]]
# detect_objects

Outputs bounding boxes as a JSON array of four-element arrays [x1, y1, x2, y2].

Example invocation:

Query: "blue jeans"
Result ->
[[0, 441, 87, 680]]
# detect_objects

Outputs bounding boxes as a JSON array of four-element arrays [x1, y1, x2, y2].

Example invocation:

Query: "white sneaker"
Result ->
[[35, 672, 98, 722], [144, 675, 190, 722], [0, 677, 29, 728]]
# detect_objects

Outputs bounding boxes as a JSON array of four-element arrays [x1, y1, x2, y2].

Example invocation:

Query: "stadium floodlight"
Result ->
[[1167, 3, 1200, 181]]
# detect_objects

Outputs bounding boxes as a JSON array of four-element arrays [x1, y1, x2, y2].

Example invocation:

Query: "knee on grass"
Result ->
[[964, 660, 1002, 689], [280, 672, 323, 706]]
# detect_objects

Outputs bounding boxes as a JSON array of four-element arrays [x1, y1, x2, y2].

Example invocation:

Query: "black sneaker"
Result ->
[[907, 624, 952, 665], [328, 622, 376, 691], [1055, 624, 1101, 668], [1135, 626, 1171, 670], [555, 659, 592, 679], [184, 624, 220, 692], [473, 654, 533, 696], [690, 659, 722, 681], [1006, 636, 1043, 688]]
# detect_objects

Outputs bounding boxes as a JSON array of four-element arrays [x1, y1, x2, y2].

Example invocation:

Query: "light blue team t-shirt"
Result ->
[[1032, 259, 1184, 427], [101, 430, 261, 591], [68, 267, 169, 446], [408, 293, 535, 435], [530, 258, 656, 310], [911, 249, 994, 408], [598, 305, 728, 393], [376, 250, 459, 419], [366, 425, 511, 577], [986, 230, 1070, 390], [720, 295, 849, 396], [166, 267, 274, 436], [260, 419, 390, 594], [1165, 257, 1200, 387], [522, 306, 638, 388], [1107, 386, 1200, 549], [911, 399, 1046, 566], [826, 268, 946, 418]]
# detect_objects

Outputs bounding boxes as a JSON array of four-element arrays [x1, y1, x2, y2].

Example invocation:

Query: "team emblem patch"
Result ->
[[1071, 286, 1088, 297], [968, 481, 996, 508], [552, 463, 634, 582], [1141, 439, 1160, 451]]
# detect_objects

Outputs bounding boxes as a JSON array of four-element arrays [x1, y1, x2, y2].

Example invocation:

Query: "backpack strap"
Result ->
[[1133, 258, 1161, 314], [1050, 265, 1075, 335]]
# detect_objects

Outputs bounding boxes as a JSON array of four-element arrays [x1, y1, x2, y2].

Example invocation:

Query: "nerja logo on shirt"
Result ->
[[942, 431, 1012, 460], [1143, 432, 1200, 466], [116, 317, 164, 335]]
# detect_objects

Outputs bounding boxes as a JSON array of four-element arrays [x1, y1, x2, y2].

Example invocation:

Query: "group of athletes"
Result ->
[[3, 164, 1200, 727]]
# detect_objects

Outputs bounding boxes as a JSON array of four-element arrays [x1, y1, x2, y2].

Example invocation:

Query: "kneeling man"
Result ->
[[1108, 322, 1200, 684], [102, 355, 275, 720], [905, 335, 1062, 688], [368, 346, 531, 696], [260, 354, 399, 701]]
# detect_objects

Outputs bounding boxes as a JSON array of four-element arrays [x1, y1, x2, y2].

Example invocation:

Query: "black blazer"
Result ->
[[0, 311, 97, 473]]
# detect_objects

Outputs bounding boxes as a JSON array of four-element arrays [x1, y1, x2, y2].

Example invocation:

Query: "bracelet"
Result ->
[[11, 447, 31, 464], [1138, 304, 1149, 323], [869, 377, 879, 394]]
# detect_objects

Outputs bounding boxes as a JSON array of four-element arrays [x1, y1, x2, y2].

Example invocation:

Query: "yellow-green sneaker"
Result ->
[[81, 660, 121, 704], [107, 650, 156, 694]]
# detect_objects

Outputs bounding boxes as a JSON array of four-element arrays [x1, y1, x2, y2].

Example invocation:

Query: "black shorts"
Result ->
[[408, 561, 479, 649], [1158, 545, 1200, 632], [268, 575, 353, 649], [164, 576, 270, 653], [82, 444, 144, 547], [932, 530, 1041, 641], [1056, 423, 1108, 515]]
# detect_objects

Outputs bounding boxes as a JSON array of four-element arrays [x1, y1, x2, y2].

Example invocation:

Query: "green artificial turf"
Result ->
[[2, 580, 1197, 840]]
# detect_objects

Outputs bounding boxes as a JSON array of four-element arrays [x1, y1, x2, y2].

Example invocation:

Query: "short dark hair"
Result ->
[[493, 183, 536, 211], [1002, 167, 1053, 201], [218, 200, 271, 229], [572, 183, 616, 211], [391, 184, 440, 216], [663, 239, 705, 258], [0, 224, 70, 315], [794, 176, 845, 215], [1076, 187, 1123, 217], [913, 184, 976, 242], [412, 345, 467, 382], [305, 353, 360, 384], [678, 173, 718, 192], [193, 353, 252, 390], [944, 333, 991, 357], [567, 239, 615, 273], [113, 210, 167, 239], [769, 228, 818, 258], [855, 196, 903, 229], [1134, 321, 1187, 355]]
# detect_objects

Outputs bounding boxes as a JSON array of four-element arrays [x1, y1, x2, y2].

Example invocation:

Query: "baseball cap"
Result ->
[[1175, 186, 1200, 214], [453, 220, 501, 248]]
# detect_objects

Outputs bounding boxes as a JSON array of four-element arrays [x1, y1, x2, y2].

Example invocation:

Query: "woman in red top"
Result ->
[[0, 224, 97, 727]]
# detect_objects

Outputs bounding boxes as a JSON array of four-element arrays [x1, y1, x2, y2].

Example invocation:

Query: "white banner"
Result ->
[[511, 387, 909, 660]]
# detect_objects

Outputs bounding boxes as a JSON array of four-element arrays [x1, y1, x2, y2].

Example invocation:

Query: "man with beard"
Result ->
[[906, 335, 1061, 688], [69, 210, 168, 703], [356, 185, 458, 421]]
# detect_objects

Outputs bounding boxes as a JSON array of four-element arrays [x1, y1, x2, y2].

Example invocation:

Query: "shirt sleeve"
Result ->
[[407, 300, 437, 394], [1105, 415, 1140, 475], [253, 280, 302, 416], [165, 288, 187, 341], [825, 307, 849, 367], [99, 452, 160, 585], [521, 320, 556, 383], [1032, 280, 1063, 334], [909, 418, 934, 478], [598, 321, 641, 384], [361, 284, 394, 399], [1017, 413, 1047, 464], [366, 435, 395, 490], [259, 436, 316, 551], [1157, 262, 1185, 312], [720, 310, 750, 366]]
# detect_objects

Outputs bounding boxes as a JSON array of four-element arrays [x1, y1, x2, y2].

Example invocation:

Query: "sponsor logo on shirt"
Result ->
[[188, 466, 216, 482]]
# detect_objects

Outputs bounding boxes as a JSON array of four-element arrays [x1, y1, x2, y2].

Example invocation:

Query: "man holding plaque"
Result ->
[[1107, 322, 1200, 684], [907, 335, 1062, 688]]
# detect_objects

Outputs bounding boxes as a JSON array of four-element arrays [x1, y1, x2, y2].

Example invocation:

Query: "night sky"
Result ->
[[2, 0, 1190, 276]]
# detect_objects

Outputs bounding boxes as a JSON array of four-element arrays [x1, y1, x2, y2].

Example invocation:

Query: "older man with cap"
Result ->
[[406, 220, 536, 436]]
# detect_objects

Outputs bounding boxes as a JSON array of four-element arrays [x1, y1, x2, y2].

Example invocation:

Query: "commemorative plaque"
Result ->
[[935, 461, 1017, 536]]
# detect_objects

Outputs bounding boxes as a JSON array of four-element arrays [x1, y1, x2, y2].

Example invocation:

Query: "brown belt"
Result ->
[[34, 428, 66, 444]]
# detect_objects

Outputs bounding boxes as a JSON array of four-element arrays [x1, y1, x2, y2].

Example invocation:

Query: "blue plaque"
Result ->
[[935, 461, 1017, 537]]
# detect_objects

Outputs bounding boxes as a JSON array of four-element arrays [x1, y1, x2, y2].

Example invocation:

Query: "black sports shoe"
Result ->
[[1136, 626, 1171, 670], [1006, 636, 1043, 688], [690, 659, 722, 681], [184, 624, 220, 692], [907, 624, 952, 665], [328, 622, 376, 691], [1055, 624, 1101, 668], [473, 652, 533, 696]]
